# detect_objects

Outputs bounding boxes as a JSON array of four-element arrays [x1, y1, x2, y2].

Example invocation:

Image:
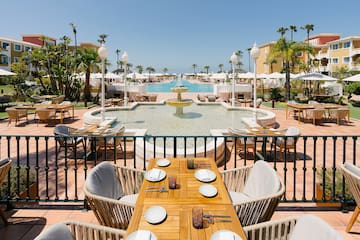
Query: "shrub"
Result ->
[[317, 168, 352, 200], [0, 166, 36, 199]]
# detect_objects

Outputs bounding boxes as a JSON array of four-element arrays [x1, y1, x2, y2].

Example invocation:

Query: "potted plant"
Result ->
[[0, 166, 37, 203], [315, 168, 352, 207], [269, 87, 283, 108]]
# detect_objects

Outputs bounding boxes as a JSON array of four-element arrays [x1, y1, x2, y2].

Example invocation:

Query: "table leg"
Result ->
[[286, 105, 288, 119]]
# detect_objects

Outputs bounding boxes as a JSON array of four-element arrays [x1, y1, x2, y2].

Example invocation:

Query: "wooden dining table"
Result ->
[[126, 157, 246, 240]]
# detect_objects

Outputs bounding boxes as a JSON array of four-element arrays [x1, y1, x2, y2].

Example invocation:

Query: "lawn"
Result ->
[[0, 85, 15, 95]]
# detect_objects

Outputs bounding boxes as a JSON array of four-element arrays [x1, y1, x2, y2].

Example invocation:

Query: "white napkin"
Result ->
[[149, 168, 161, 180], [198, 170, 211, 181], [135, 230, 151, 240]]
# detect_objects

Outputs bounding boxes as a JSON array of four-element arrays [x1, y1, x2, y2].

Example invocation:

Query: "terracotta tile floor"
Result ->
[[1, 94, 360, 239]]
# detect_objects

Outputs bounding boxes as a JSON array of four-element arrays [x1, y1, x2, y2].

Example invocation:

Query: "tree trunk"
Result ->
[[285, 61, 291, 101]]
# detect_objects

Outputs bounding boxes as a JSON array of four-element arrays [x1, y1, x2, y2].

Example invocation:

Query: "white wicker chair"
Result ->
[[340, 162, 360, 233], [84, 162, 144, 230], [244, 215, 343, 240], [34, 220, 126, 240], [220, 160, 285, 226]]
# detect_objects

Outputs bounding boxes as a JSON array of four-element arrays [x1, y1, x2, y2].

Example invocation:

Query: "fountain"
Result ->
[[166, 79, 193, 116]]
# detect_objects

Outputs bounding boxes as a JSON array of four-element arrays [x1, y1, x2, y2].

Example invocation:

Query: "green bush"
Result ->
[[346, 82, 360, 95], [269, 88, 283, 101], [0, 166, 35, 199], [317, 168, 352, 200]]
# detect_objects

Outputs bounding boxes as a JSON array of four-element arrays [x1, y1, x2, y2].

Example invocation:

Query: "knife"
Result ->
[[203, 214, 231, 218], [144, 189, 168, 192]]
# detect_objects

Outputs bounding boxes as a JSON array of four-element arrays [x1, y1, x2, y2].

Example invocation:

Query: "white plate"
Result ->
[[210, 230, 242, 240], [156, 158, 171, 167], [144, 206, 167, 224], [251, 128, 259, 132], [145, 168, 167, 182], [194, 169, 216, 182], [199, 184, 217, 198], [126, 230, 157, 240]]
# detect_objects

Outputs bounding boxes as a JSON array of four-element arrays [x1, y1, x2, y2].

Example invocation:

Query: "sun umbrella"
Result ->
[[267, 72, 285, 79], [0, 69, 16, 76], [343, 74, 360, 82], [295, 73, 338, 81]]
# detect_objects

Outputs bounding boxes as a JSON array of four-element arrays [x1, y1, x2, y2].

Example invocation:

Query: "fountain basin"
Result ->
[[166, 98, 193, 107]]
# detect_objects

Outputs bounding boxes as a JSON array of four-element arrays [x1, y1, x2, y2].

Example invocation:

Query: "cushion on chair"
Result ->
[[343, 162, 360, 177], [119, 193, 138, 206], [243, 160, 280, 198], [229, 191, 251, 204], [0, 158, 10, 167], [34, 223, 74, 240], [289, 215, 343, 240], [85, 162, 124, 199]]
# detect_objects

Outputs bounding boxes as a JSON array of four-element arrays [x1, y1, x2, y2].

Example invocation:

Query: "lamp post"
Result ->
[[122, 51, 129, 106], [230, 52, 238, 107], [98, 43, 108, 122], [250, 43, 260, 121]]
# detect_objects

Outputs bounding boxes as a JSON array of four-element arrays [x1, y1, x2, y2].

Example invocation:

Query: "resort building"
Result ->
[[0, 37, 41, 71], [22, 34, 57, 47]]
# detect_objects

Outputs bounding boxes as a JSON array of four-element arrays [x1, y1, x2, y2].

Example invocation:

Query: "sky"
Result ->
[[2, 0, 360, 74]]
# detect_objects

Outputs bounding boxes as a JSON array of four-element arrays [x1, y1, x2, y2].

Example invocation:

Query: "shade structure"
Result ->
[[210, 72, 227, 80], [0, 69, 15, 76], [343, 74, 360, 82], [127, 72, 147, 80], [295, 72, 338, 81], [267, 72, 285, 79]]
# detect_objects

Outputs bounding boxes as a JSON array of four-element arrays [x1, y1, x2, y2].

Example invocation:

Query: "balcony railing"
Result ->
[[0, 134, 358, 208]]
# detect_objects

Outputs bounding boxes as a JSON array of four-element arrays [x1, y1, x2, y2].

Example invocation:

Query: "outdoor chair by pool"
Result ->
[[0, 158, 12, 225], [244, 214, 343, 240], [220, 160, 285, 226], [340, 162, 360, 233], [51, 95, 65, 104], [271, 126, 300, 160], [228, 128, 256, 158], [35, 108, 56, 126], [305, 108, 325, 125], [53, 125, 85, 153], [329, 107, 350, 125], [96, 126, 125, 159], [84, 162, 145, 230], [6, 108, 28, 126], [34, 220, 126, 240]]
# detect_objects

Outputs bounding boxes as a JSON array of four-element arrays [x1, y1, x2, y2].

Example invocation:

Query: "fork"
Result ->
[[146, 185, 165, 189], [204, 217, 232, 224]]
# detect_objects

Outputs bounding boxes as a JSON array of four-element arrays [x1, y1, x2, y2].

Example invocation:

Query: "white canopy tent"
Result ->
[[343, 74, 360, 82], [295, 72, 338, 81], [0, 68, 16, 76]]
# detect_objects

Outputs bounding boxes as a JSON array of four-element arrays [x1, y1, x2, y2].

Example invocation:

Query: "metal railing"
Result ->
[[0, 134, 358, 208]]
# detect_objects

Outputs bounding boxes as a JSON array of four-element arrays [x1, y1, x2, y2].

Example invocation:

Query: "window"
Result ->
[[1, 42, 10, 50], [343, 57, 350, 63], [13, 57, 19, 63], [331, 44, 339, 50], [332, 58, 338, 64], [1, 55, 9, 64], [344, 41, 351, 48], [24, 46, 31, 52], [14, 44, 21, 51]]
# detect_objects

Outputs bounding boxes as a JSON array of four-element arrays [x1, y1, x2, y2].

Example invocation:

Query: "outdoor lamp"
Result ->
[[250, 43, 260, 121], [98, 44, 108, 122], [230, 52, 238, 107], [122, 51, 129, 106]]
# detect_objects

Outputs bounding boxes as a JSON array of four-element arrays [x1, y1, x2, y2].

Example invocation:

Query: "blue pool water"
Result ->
[[146, 79, 213, 92]]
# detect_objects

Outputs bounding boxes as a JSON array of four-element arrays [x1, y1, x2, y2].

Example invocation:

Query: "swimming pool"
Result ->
[[146, 79, 213, 92]]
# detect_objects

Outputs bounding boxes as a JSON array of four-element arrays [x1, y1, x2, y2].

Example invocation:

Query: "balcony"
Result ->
[[0, 106, 359, 239]]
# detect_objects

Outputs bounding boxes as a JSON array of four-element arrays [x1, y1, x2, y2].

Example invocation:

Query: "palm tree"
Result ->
[[126, 63, 133, 72], [268, 37, 314, 100], [77, 48, 98, 106], [218, 64, 224, 72], [98, 34, 108, 44], [301, 24, 315, 66], [289, 25, 297, 41], [136, 65, 143, 73], [69, 22, 77, 56], [277, 27, 289, 37], [235, 50, 243, 72], [118, 60, 124, 71], [192, 64, 197, 74], [247, 48, 251, 72], [203, 65, 210, 74], [115, 49, 121, 70], [146, 66, 155, 81], [162, 67, 168, 74]]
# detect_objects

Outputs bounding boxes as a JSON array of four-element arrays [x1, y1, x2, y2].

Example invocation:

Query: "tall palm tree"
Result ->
[[268, 37, 314, 100], [301, 24, 315, 67], [98, 34, 108, 44], [247, 48, 251, 72], [115, 49, 121, 70], [136, 65, 143, 73], [277, 27, 289, 37], [289, 25, 297, 41], [118, 60, 124, 71], [126, 63, 133, 72], [203, 65, 210, 74], [192, 64, 197, 74], [77, 48, 98, 106], [69, 22, 77, 56], [235, 50, 243, 72], [162, 67, 168, 74], [146, 66, 155, 81], [218, 64, 224, 72]]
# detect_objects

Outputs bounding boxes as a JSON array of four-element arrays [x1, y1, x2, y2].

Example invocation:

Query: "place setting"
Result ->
[[144, 168, 167, 182], [125, 230, 157, 240], [194, 169, 217, 183], [156, 158, 171, 167]]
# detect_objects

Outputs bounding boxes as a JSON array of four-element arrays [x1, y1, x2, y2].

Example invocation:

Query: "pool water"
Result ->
[[104, 104, 264, 136], [146, 79, 213, 93]]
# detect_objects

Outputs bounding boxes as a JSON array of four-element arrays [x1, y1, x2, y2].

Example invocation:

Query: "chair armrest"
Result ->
[[243, 216, 297, 240], [220, 165, 252, 192]]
